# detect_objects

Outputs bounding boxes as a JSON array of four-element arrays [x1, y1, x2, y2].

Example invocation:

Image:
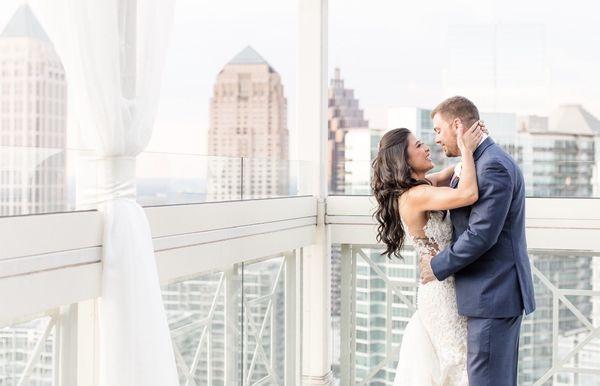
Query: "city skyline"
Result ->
[[2, 1, 600, 165], [1, 2, 600, 386]]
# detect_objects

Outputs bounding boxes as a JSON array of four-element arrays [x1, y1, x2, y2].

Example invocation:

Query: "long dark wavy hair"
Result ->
[[371, 128, 431, 259]]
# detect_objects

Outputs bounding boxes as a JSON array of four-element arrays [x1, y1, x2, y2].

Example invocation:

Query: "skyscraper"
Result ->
[[207, 46, 289, 201], [518, 105, 600, 197], [0, 4, 68, 216], [328, 68, 369, 195], [0, 5, 66, 384], [328, 68, 370, 324]]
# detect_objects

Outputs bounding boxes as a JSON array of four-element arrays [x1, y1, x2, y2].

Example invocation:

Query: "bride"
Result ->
[[370, 121, 485, 385]]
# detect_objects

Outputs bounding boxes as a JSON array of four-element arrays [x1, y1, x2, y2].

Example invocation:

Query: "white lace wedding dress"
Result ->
[[393, 211, 468, 386]]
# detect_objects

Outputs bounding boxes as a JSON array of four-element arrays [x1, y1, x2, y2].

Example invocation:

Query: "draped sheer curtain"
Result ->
[[39, 0, 179, 384]]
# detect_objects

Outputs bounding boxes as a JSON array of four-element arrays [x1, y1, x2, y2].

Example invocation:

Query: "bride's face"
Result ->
[[406, 133, 434, 174]]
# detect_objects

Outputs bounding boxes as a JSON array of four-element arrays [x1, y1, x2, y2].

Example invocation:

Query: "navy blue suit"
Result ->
[[431, 137, 535, 386]]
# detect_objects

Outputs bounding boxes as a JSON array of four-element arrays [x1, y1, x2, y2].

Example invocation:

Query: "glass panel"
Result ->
[[241, 256, 287, 385], [521, 251, 600, 384], [332, 244, 419, 385], [150, 0, 300, 193], [0, 2, 70, 216], [241, 157, 312, 200], [336, 159, 599, 198], [0, 147, 78, 217], [0, 0, 306, 218], [333, 245, 600, 385], [136, 153, 312, 206], [163, 270, 241, 386], [137, 153, 243, 205], [0, 314, 57, 385]]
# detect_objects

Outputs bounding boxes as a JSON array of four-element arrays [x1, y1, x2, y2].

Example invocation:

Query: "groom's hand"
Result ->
[[419, 255, 436, 284]]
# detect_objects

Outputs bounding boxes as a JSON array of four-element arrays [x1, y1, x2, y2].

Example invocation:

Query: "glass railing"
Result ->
[[331, 244, 600, 385], [0, 312, 58, 385], [0, 251, 299, 386], [161, 252, 297, 386], [0, 146, 313, 217], [163, 270, 234, 385], [0, 146, 95, 217], [137, 152, 313, 206], [333, 159, 600, 198]]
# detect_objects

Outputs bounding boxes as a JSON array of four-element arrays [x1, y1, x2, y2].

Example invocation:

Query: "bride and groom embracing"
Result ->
[[371, 96, 536, 386]]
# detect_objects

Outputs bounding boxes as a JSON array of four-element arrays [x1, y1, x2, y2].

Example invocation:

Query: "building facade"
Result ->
[[0, 4, 67, 216], [207, 46, 289, 201], [327, 68, 369, 195]]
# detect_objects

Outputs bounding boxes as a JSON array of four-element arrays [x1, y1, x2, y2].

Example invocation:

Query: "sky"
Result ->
[[2, 0, 600, 162]]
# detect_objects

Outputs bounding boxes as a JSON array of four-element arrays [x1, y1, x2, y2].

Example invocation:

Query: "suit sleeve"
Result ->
[[431, 162, 513, 281]]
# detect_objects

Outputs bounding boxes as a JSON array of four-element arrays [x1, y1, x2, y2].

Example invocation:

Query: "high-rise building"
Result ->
[[353, 248, 418, 385], [0, 6, 66, 384], [328, 68, 369, 327], [518, 252, 595, 384], [0, 4, 67, 216], [207, 46, 289, 201], [328, 68, 369, 194], [161, 259, 286, 385], [518, 105, 600, 197], [0, 317, 55, 385]]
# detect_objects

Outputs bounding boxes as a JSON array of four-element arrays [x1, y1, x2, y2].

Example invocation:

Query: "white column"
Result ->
[[57, 304, 79, 386], [298, 0, 332, 384], [77, 299, 99, 386]]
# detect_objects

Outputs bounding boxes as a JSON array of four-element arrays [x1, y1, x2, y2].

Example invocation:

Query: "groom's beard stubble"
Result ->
[[443, 146, 460, 158]]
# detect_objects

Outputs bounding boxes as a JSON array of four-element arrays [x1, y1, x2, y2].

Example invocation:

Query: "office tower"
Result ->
[[519, 252, 595, 384], [328, 67, 369, 194], [328, 68, 369, 332], [353, 248, 418, 385], [0, 6, 66, 384], [0, 4, 67, 216], [518, 105, 600, 197], [207, 46, 289, 201], [162, 259, 286, 385]]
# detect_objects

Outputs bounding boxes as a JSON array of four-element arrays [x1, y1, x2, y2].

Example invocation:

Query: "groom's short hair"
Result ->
[[431, 96, 480, 128]]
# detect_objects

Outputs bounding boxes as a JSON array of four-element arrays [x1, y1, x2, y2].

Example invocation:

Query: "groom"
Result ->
[[419, 96, 536, 386]]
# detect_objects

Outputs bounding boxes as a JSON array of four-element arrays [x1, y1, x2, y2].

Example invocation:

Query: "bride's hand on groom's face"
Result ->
[[457, 119, 485, 154]]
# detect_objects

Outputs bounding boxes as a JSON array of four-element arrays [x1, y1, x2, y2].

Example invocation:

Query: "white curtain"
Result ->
[[65, 1, 178, 385]]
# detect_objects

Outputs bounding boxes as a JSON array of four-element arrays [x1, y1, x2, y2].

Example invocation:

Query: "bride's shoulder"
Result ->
[[399, 187, 430, 218], [401, 184, 432, 204]]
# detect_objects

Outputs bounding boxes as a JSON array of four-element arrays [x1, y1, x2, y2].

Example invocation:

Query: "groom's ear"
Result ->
[[453, 118, 462, 131]]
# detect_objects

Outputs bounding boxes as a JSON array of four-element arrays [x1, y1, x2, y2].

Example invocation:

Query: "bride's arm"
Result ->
[[426, 165, 455, 187], [406, 120, 483, 211]]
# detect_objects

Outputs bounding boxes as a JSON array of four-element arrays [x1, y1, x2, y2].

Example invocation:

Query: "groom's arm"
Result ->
[[430, 162, 513, 281]]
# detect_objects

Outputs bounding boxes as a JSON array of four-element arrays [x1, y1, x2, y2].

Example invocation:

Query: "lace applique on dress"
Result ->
[[404, 211, 469, 386]]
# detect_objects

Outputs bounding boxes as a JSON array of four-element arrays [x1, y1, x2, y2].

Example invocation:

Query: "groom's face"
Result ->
[[432, 113, 460, 157]]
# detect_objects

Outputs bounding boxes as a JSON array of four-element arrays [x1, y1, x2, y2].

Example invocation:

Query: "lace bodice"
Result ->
[[407, 210, 453, 259], [401, 210, 468, 385]]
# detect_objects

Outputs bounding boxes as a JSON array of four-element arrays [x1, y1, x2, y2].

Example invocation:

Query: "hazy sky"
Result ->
[[2, 0, 600, 161]]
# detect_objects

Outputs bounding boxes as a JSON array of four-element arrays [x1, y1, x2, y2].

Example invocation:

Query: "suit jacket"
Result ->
[[431, 137, 536, 318]]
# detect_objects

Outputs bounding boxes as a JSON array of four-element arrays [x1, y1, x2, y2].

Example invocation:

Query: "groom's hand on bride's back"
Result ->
[[419, 255, 437, 284]]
